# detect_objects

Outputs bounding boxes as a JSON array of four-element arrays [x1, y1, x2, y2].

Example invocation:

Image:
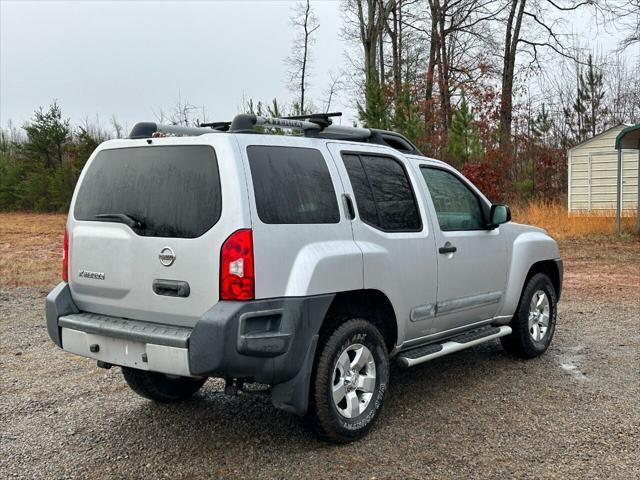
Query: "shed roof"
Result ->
[[568, 123, 630, 152], [615, 124, 640, 150]]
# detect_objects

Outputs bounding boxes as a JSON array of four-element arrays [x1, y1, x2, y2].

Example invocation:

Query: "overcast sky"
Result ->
[[0, 0, 631, 134], [1, 0, 352, 132]]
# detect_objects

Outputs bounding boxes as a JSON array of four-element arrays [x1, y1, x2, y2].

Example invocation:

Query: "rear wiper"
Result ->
[[95, 213, 145, 229]]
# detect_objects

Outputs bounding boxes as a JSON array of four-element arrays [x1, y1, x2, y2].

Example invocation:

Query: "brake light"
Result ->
[[220, 229, 254, 300], [62, 228, 69, 282]]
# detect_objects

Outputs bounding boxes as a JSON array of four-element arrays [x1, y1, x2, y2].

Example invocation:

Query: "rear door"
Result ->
[[327, 143, 439, 345], [68, 137, 249, 327], [417, 164, 508, 333], [237, 137, 362, 298]]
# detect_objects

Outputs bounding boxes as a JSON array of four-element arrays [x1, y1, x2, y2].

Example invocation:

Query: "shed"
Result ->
[[568, 124, 639, 212]]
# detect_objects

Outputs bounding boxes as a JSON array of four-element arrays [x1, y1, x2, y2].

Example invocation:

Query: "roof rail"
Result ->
[[129, 114, 422, 155], [129, 122, 220, 139]]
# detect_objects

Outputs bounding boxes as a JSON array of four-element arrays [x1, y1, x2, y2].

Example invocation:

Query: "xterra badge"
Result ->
[[78, 270, 105, 280]]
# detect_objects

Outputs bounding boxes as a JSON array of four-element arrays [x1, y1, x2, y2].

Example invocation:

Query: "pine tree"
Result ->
[[393, 84, 423, 145], [23, 102, 70, 169], [580, 55, 607, 137], [444, 89, 482, 167], [533, 104, 553, 146], [358, 74, 391, 129], [565, 55, 607, 143]]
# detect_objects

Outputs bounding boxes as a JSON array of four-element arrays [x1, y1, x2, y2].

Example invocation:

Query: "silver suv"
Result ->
[[46, 113, 562, 443]]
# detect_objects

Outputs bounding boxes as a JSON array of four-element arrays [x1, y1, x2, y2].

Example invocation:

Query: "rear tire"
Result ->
[[122, 367, 206, 403], [308, 318, 389, 443], [501, 273, 557, 358]]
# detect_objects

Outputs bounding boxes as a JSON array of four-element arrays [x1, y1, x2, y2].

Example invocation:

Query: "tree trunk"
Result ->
[[499, 0, 526, 155], [437, 2, 450, 133], [300, 0, 311, 114], [424, 0, 440, 153], [387, 1, 401, 109]]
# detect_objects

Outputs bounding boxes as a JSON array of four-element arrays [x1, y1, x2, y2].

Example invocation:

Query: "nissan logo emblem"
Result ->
[[159, 247, 176, 267]]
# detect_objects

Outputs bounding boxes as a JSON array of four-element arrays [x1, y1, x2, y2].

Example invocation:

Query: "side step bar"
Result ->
[[397, 325, 512, 368]]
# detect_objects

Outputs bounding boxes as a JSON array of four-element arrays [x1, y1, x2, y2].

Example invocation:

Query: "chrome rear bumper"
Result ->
[[61, 327, 192, 377]]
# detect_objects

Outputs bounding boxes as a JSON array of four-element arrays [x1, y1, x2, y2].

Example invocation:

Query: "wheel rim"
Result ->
[[331, 343, 376, 419], [528, 290, 550, 342]]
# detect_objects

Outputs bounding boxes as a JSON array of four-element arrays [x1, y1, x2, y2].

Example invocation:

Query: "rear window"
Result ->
[[74, 145, 221, 238], [247, 145, 340, 224]]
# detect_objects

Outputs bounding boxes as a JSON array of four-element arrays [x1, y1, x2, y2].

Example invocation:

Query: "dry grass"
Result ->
[[1, 212, 638, 298], [511, 201, 638, 240], [0, 213, 66, 289]]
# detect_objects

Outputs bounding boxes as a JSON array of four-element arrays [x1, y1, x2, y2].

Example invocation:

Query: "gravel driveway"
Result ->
[[1, 242, 639, 479]]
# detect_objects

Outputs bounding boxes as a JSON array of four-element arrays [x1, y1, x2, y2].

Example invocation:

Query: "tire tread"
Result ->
[[308, 317, 388, 443]]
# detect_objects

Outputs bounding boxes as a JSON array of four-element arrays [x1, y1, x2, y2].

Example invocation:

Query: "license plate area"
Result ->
[[61, 328, 192, 377]]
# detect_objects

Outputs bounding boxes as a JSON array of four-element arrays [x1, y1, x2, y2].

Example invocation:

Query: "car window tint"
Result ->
[[420, 167, 486, 231], [248, 146, 340, 224], [360, 155, 421, 231], [74, 145, 221, 238], [342, 153, 421, 231], [341, 154, 379, 225]]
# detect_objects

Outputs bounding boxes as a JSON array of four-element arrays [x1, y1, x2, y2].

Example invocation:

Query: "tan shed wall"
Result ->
[[568, 125, 639, 212]]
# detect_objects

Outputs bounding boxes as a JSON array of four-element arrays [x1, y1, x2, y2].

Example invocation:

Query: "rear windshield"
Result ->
[[74, 145, 221, 238]]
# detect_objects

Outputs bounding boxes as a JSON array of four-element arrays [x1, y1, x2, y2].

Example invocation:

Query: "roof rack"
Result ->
[[128, 113, 422, 155], [129, 122, 220, 139]]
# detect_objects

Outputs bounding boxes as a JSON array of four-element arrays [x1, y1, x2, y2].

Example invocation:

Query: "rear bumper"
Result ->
[[61, 327, 192, 376], [46, 283, 334, 415]]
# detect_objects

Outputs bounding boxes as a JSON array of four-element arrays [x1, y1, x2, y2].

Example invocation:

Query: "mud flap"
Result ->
[[270, 334, 319, 416]]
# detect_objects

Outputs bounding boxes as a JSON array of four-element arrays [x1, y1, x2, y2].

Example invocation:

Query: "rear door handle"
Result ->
[[342, 194, 355, 220], [153, 279, 190, 297], [438, 243, 457, 254]]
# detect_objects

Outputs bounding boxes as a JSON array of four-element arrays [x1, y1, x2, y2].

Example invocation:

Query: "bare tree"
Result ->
[[497, 0, 595, 154], [603, 0, 640, 51], [170, 95, 198, 126], [285, 0, 320, 115], [606, 53, 640, 124], [342, 0, 397, 125], [322, 71, 345, 113], [110, 115, 124, 139]]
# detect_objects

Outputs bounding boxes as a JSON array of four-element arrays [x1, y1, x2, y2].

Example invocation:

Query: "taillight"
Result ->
[[62, 228, 69, 282], [220, 229, 254, 300]]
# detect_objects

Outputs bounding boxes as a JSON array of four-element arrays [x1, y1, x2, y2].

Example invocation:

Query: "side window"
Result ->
[[342, 153, 421, 232], [248, 146, 340, 224], [341, 154, 378, 225], [420, 167, 486, 231]]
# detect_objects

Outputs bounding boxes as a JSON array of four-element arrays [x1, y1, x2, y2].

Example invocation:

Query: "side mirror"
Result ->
[[489, 204, 511, 228]]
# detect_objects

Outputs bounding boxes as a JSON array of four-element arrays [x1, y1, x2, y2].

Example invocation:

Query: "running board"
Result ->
[[397, 325, 512, 368]]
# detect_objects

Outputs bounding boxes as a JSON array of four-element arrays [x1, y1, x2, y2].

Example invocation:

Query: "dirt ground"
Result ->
[[1, 214, 639, 479]]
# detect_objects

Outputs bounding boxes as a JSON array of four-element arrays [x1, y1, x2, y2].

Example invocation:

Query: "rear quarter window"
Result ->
[[74, 145, 221, 238], [247, 145, 340, 224]]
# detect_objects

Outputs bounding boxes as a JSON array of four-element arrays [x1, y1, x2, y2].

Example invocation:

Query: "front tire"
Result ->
[[122, 367, 206, 403], [501, 272, 558, 358], [308, 318, 389, 443]]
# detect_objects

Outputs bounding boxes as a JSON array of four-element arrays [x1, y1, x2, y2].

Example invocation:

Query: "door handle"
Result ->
[[153, 279, 190, 297], [342, 194, 355, 220], [439, 243, 457, 254]]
